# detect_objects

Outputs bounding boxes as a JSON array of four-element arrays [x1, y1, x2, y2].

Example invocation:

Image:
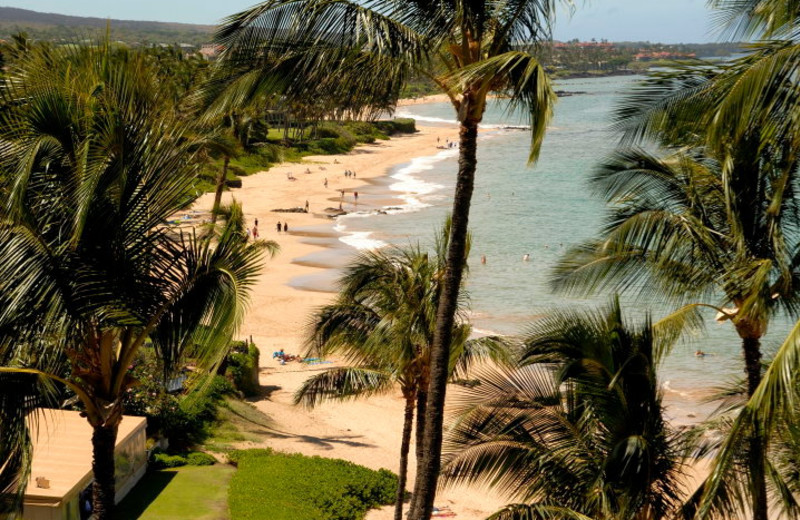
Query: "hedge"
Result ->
[[228, 449, 397, 520], [151, 451, 218, 469]]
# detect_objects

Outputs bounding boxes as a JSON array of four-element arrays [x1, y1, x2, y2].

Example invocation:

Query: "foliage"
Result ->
[[187, 452, 218, 466], [225, 342, 261, 397], [227, 449, 397, 520], [443, 299, 691, 520], [151, 450, 217, 469], [121, 347, 236, 450]]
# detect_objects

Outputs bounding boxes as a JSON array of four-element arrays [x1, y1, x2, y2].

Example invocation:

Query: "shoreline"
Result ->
[[191, 123, 514, 519]]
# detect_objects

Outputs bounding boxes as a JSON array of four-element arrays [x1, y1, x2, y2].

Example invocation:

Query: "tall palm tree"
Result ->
[[296, 227, 510, 520], [442, 299, 690, 520], [0, 44, 272, 519], [213, 4, 560, 515], [551, 145, 800, 519]]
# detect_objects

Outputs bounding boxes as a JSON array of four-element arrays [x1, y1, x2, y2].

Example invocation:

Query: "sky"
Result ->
[[5, 0, 718, 43]]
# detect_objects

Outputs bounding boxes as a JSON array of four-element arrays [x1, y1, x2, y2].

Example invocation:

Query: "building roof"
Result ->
[[24, 410, 146, 506]]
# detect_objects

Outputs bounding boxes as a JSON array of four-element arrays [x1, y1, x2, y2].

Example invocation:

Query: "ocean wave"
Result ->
[[337, 230, 387, 251], [395, 111, 457, 125], [662, 380, 692, 399], [387, 150, 452, 212], [395, 110, 533, 131], [471, 326, 507, 337]]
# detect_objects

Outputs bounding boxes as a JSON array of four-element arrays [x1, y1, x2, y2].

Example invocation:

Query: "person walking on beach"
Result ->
[[305, 200, 309, 212], [276, 221, 282, 233], [354, 191, 359, 202], [324, 178, 328, 188], [283, 222, 289, 232], [254, 217, 259, 227], [252, 225, 259, 240]]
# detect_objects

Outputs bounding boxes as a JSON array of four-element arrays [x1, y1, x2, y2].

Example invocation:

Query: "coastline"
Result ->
[[192, 123, 459, 352], [190, 124, 513, 519]]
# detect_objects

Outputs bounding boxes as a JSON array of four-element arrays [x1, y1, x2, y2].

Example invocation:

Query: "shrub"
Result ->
[[151, 450, 217, 469], [374, 118, 416, 135], [152, 452, 188, 469], [187, 452, 217, 466], [228, 449, 398, 520]]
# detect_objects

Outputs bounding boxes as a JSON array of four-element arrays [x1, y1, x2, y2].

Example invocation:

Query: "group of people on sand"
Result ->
[[436, 137, 458, 150], [344, 169, 357, 178], [273, 349, 302, 365], [276, 221, 289, 233]]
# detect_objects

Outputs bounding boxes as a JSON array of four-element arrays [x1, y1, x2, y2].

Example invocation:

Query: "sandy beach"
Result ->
[[191, 124, 510, 519]]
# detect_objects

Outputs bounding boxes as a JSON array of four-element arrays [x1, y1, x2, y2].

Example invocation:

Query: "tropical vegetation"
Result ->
[[2, 0, 800, 518], [443, 299, 690, 520], [297, 225, 508, 520], [0, 44, 269, 518], [548, 0, 800, 517]]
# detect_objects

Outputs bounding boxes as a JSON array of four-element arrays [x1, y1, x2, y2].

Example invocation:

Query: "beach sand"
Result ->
[[191, 125, 508, 519]]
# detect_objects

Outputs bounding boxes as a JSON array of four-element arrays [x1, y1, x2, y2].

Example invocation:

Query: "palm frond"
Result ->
[[293, 366, 394, 407], [443, 51, 555, 162]]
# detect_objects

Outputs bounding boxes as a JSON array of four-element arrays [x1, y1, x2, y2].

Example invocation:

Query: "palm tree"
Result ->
[[580, 2, 800, 513], [0, 44, 272, 519], [551, 145, 800, 519], [213, 4, 560, 515], [442, 298, 690, 520], [296, 227, 510, 520]]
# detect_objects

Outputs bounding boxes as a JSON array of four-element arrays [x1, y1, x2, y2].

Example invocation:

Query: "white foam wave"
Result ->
[[395, 111, 457, 125], [396, 110, 532, 130], [471, 327, 506, 337], [331, 143, 456, 251], [378, 149, 451, 214], [337, 231, 387, 251], [662, 380, 691, 399]]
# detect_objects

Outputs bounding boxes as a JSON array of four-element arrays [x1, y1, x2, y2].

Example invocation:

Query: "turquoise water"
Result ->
[[323, 76, 793, 423]]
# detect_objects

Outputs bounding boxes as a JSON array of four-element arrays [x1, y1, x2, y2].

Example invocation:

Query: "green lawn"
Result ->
[[117, 465, 235, 520]]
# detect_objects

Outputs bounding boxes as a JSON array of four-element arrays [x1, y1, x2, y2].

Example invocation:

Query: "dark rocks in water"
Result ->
[[384, 206, 402, 211], [323, 207, 348, 218], [272, 207, 308, 213], [375, 210, 387, 215], [225, 178, 243, 188], [555, 90, 587, 97]]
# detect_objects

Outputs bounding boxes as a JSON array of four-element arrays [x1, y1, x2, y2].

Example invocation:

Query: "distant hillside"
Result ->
[[0, 7, 214, 45]]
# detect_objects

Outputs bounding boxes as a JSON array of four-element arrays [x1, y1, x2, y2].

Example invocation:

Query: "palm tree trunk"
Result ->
[[414, 387, 427, 462], [91, 423, 119, 520], [395, 395, 415, 520], [408, 118, 479, 520], [742, 335, 767, 520], [211, 156, 230, 224], [408, 386, 427, 514]]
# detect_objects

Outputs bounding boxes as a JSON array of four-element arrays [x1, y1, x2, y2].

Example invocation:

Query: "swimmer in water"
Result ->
[[480, 254, 486, 265], [523, 253, 530, 262], [695, 350, 706, 357]]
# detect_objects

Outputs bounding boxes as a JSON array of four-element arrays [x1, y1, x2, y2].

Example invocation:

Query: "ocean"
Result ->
[[298, 75, 794, 425]]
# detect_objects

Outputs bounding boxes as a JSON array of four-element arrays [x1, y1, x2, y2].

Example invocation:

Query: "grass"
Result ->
[[117, 465, 235, 520], [228, 449, 397, 520], [202, 397, 279, 452]]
